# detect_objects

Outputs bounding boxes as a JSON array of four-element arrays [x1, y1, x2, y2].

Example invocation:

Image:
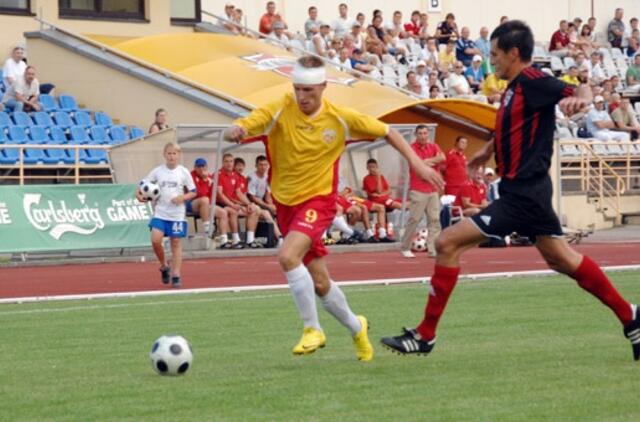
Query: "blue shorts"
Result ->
[[185, 201, 194, 214], [149, 218, 188, 238]]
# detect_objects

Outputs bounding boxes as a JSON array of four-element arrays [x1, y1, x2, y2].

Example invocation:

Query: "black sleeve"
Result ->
[[520, 75, 575, 110]]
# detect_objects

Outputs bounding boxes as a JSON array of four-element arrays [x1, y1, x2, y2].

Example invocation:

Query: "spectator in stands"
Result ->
[[304, 6, 321, 40], [2, 46, 26, 89], [574, 52, 588, 69], [626, 53, 640, 93], [362, 158, 403, 210], [334, 47, 353, 71], [627, 29, 640, 57], [422, 37, 440, 68], [577, 66, 590, 86], [404, 10, 422, 41], [573, 18, 583, 31], [587, 51, 606, 83], [149, 108, 169, 134], [231, 8, 250, 36], [624, 17, 639, 45], [586, 95, 630, 141], [609, 93, 621, 113], [456, 27, 481, 67], [342, 34, 356, 55], [268, 21, 291, 50], [216, 153, 261, 249], [444, 136, 468, 196], [434, 13, 458, 46], [429, 85, 444, 99], [404, 71, 426, 96], [2, 65, 40, 112], [611, 98, 640, 140], [188, 158, 230, 238], [350, 22, 366, 52], [447, 61, 472, 97], [400, 124, 444, 258], [610, 74, 623, 92], [350, 49, 379, 76], [428, 71, 445, 92], [560, 66, 580, 86], [259, 1, 285, 35], [587, 17, 597, 37], [332, 3, 353, 39], [418, 13, 430, 43], [465, 55, 485, 92], [415, 61, 429, 89], [452, 167, 488, 217], [365, 22, 386, 58], [482, 70, 507, 104], [221, 3, 237, 32], [549, 20, 574, 57], [386, 11, 408, 40], [439, 40, 457, 72], [311, 24, 332, 57], [484, 167, 500, 201], [608, 8, 625, 48], [355, 12, 366, 28], [476, 27, 491, 59], [576, 25, 597, 56]]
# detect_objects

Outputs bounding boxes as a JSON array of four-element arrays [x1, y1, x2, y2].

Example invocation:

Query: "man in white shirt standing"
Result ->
[[2, 65, 40, 112], [2, 46, 26, 89], [331, 3, 352, 39]]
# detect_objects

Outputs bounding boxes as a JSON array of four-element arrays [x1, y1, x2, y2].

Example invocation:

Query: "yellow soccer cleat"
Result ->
[[353, 315, 374, 362], [292, 327, 326, 355]]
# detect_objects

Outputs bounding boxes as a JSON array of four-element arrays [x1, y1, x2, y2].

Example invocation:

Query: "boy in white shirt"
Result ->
[[136, 142, 196, 288]]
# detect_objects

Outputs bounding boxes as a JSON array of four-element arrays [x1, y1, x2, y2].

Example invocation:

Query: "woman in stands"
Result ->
[[149, 108, 169, 134], [136, 142, 196, 288]]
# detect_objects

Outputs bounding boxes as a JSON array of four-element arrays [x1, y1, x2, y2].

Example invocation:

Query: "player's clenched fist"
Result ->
[[223, 125, 247, 143]]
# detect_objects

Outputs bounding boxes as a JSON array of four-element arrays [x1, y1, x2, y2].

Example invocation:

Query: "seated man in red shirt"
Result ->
[[217, 153, 261, 249], [452, 167, 489, 217], [187, 158, 230, 239], [362, 158, 403, 211], [340, 185, 393, 242]]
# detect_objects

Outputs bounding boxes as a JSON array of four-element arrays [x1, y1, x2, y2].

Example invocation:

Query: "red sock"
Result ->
[[571, 255, 632, 325], [416, 265, 460, 340]]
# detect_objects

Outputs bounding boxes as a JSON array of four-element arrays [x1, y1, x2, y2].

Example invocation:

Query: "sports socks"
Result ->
[[246, 231, 255, 244], [366, 228, 375, 239], [231, 233, 241, 244], [285, 264, 321, 331], [219, 234, 228, 244], [379, 227, 387, 239], [416, 265, 460, 340], [320, 281, 362, 336], [570, 255, 633, 324], [332, 216, 354, 237]]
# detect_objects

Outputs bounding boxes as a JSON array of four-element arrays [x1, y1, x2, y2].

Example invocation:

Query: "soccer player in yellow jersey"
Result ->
[[224, 56, 443, 361]]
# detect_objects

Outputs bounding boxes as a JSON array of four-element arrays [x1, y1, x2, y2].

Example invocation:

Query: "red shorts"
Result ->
[[276, 194, 337, 265]]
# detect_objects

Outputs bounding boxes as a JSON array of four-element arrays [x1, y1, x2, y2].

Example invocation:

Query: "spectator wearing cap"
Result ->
[[331, 3, 353, 39], [476, 27, 491, 59], [439, 39, 457, 72], [611, 98, 640, 140], [626, 53, 640, 93], [311, 24, 332, 57], [483, 167, 500, 201], [465, 55, 485, 92], [259, 1, 285, 35], [586, 95, 630, 141], [560, 66, 580, 86], [608, 8, 625, 48], [268, 21, 291, 50], [435, 13, 458, 45], [188, 158, 231, 238], [304, 6, 321, 40], [456, 27, 481, 67], [415, 60, 429, 89]]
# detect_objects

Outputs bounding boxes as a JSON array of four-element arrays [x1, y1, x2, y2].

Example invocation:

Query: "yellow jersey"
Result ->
[[234, 93, 389, 206]]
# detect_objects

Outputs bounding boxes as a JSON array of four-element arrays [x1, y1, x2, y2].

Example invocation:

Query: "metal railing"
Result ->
[[0, 144, 113, 185]]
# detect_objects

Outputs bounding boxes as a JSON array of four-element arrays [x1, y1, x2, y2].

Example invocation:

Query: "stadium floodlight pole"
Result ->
[[200, 10, 421, 99]]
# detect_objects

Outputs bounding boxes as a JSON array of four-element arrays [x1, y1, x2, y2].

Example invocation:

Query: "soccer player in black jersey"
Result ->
[[381, 20, 640, 360]]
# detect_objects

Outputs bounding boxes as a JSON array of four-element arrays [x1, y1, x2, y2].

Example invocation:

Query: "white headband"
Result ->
[[291, 63, 326, 85]]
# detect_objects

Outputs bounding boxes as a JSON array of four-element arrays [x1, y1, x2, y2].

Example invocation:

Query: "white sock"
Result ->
[[366, 228, 374, 238], [220, 234, 228, 244], [320, 281, 362, 336], [379, 227, 387, 238], [247, 231, 255, 243], [232, 233, 240, 243], [332, 216, 354, 237], [285, 264, 321, 330], [203, 221, 211, 233]]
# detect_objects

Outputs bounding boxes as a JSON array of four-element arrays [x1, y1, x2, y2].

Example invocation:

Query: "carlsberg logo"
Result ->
[[23, 193, 105, 239]]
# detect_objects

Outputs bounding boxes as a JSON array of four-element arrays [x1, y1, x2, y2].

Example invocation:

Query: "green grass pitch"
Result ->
[[1, 271, 639, 420]]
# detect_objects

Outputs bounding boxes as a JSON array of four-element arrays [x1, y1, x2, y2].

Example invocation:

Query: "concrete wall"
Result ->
[[202, 0, 639, 45], [0, 0, 192, 60]]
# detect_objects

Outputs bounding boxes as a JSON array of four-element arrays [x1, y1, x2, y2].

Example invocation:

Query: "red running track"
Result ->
[[1, 243, 639, 299]]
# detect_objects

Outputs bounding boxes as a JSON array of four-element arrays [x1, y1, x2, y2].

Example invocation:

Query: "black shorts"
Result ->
[[470, 176, 563, 240]]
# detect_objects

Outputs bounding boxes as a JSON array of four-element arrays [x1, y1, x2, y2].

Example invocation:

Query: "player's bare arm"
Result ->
[[559, 84, 592, 116], [385, 128, 444, 190], [467, 138, 494, 172]]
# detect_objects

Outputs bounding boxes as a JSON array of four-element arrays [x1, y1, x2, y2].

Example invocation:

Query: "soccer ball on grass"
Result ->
[[149, 335, 193, 376]]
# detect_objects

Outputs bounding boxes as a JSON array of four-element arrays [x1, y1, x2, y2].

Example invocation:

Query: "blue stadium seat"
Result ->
[[43, 147, 73, 164], [0, 129, 7, 144], [12, 112, 34, 127], [59, 94, 81, 112], [8, 126, 28, 144], [69, 126, 89, 144], [86, 148, 109, 164], [129, 126, 145, 139], [24, 148, 45, 164], [49, 126, 67, 144], [39, 94, 59, 112], [89, 126, 108, 144], [0, 148, 20, 165], [109, 125, 129, 144], [33, 111, 55, 127], [74, 111, 92, 127], [29, 126, 49, 144], [53, 111, 74, 129], [0, 111, 12, 128], [95, 111, 113, 126]]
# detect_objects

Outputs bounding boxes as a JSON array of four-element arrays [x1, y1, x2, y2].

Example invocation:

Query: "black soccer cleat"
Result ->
[[623, 305, 640, 361], [171, 276, 182, 288], [159, 266, 170, 285], [380, 328, 435, 356]]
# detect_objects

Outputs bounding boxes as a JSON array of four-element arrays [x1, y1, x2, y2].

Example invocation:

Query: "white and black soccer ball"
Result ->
[[411, 237, 428, 253], [149, 335, 193, 376], [139, 180, 160, 201], [417, 228, 429, 240]]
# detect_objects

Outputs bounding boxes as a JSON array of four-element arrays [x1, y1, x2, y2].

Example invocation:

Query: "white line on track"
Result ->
[[1, 264, 639, 309]]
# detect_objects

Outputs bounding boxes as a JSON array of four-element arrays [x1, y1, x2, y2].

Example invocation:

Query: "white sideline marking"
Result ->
[[1, 264, 639, 307]]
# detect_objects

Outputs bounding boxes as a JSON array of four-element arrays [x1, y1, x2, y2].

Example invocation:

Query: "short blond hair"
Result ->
[[163, 142, 181, 153]]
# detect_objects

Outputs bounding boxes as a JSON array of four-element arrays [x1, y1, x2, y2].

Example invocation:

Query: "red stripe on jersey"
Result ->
[[530, 110, 540, 147], [522, 67, 545, 79], [562, 86, 575, 97], [507, 85, 525, 179], [494, 99, 505, 176]]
